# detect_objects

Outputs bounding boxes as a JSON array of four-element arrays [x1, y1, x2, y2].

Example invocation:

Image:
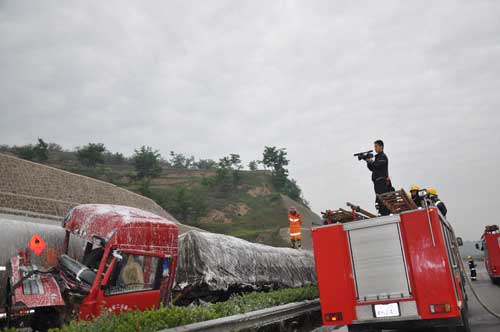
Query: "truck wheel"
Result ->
[[348, 325, 381, 332], [456, 308, 471, 332], [31, 308, 62, 332]]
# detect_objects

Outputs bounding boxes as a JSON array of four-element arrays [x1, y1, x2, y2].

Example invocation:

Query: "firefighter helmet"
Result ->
[[428, 188, 438, 196], [410, 185, 420, 192], [467, 255, 472, 260]]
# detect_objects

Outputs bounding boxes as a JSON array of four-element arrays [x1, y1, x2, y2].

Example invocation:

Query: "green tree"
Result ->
[[33, 138, 49, 161], [194, 159, 216, 170], [215, 156, 232, 184], [13, 138, 49, 162], [248, 160, 258, 171], [76, 143, 106, 167], [262, 146, 289, 172], [169, 151, 195, 168], [262, 146, 289, 190], [133, 146, 162, 179], [215, 154, 243, 188]]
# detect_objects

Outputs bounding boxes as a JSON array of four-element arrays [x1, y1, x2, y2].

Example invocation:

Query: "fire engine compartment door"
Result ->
[[346, 215, 411, 302]]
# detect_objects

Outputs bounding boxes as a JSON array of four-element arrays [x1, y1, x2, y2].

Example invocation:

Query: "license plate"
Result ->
[[373, 303, 400, 318]]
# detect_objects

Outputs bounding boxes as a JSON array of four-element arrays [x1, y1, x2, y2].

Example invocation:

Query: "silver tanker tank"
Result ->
[[0, 213, 83, 306]]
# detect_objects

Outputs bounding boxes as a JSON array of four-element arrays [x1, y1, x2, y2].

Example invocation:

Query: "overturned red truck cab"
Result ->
[[312, 191, 470, 332], [4, 204, 178, 331]]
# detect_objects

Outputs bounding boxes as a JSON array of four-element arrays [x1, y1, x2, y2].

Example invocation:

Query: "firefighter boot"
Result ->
[[291, 239, 296, 249], [297, 239, 302, 250]]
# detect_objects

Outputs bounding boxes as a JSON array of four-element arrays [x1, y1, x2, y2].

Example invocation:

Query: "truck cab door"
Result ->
[[96, 252, 165, 314]]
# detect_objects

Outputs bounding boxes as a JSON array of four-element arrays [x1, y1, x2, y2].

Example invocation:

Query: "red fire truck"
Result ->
[[2, 204, 178, 331], [476, 225, 500, 284], [312, 190, 470, 332]]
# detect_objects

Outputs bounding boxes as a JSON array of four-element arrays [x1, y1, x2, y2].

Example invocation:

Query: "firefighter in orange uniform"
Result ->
[[288, 207, 303, 249]]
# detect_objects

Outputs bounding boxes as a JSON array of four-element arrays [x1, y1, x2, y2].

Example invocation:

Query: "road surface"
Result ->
[[466, 259, 500, 332], [311, 261, 500, 332]]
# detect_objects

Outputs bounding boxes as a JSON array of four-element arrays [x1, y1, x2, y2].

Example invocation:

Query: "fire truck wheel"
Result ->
[[347, 325, 381, 332], [31, 308, 62, 332], [447, 308, 471, 332]]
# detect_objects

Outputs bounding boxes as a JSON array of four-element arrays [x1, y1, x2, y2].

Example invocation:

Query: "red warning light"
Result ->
[[29, 234, 46, 256]]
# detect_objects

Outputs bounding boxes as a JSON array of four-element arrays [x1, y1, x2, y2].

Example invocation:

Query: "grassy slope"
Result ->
[[43, 155, 316, 247]]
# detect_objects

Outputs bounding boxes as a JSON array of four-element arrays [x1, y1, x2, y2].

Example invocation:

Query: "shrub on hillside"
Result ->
[[133, 146, 162, 179], [76, 143, 106, 167]]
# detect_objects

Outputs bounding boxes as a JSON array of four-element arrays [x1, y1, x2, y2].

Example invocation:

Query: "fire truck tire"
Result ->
[[458, 308, 472, 332], [347, 325, 381, 332], [31, 308, 62, 332]]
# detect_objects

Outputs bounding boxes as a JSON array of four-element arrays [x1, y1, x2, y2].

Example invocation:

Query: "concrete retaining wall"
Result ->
[[0, 153, 170, 219]]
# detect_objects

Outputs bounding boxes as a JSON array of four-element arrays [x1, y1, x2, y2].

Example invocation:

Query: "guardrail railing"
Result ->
[[159, 298, 320, 332]]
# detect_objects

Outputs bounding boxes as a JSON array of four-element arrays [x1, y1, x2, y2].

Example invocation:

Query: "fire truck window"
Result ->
[[106, 253, 160, 296]]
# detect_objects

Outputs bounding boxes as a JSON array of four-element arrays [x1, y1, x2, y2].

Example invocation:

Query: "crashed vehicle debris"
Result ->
[[1, 204, 178, 331], [174, 230, 317, 304], [0, 205, 317, 330]]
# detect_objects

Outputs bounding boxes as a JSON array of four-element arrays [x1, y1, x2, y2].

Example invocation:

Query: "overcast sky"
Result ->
[[1, 1, 499, 240]]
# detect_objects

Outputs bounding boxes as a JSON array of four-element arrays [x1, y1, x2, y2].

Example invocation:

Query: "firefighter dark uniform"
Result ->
[[409, 185, 423, 207], [428, 188, 447, 217], [367, 152, 391, 215], [468, 256, 477, 281]]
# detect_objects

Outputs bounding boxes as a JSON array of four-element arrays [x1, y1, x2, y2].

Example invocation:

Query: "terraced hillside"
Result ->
[[36, 156, 320, 247]]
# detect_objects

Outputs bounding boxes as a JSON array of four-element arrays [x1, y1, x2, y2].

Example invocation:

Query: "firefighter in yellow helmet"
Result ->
[[428, 188, 447, 217], [409, 185, 422, 207]]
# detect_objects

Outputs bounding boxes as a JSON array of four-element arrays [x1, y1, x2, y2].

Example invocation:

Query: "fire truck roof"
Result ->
[[63, 204, 177, 245]]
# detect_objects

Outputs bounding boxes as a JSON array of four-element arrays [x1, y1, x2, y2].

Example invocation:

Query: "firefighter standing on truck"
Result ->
[[366, 140, 392, 216], [409, 185, 423, 207], [288, 207, 302, 249], [428, 188, 448, 217]]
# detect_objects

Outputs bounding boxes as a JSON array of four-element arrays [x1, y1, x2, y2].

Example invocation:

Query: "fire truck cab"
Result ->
[[5, 204, 178, 331], [312, 191, 470, 332], [476, 225, 500, 284]]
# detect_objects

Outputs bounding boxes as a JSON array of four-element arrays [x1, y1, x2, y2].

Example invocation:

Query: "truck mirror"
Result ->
[[418, 189, 428, 198], [456, 237, 463, 246], [475, 243, 480, 250], [112, 250, 123, 261]]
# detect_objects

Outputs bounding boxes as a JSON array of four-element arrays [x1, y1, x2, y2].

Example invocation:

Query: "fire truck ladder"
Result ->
[[377, 189, 417, 214], [321, 204, 376, 224]]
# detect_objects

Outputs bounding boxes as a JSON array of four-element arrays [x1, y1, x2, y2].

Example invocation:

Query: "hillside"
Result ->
[[31, 153, 319, 247]]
